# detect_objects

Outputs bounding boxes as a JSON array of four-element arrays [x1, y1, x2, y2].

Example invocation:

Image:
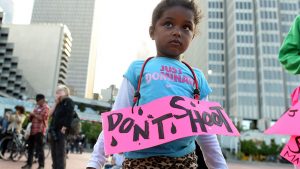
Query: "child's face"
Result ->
[[150, 6, 195, 59]]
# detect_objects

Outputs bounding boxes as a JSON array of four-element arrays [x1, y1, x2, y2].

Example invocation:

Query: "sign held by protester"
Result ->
[[264, 102, 300, 135], [280, 136, 300, 167], [102, 96, 240, 155]]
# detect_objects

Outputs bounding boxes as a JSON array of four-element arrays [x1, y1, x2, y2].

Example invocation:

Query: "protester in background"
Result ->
[[22, 94, 49, 169], [0, 111, 12, 157], [8, 105, 26, 133], [0, 111, 11, 137], [279, 15, 300, 74], [278, 15, 300, 169], [49, 85, 74, 169]]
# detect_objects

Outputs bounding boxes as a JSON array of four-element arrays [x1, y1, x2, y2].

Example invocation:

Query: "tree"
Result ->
[[81, 121, 102, 146]]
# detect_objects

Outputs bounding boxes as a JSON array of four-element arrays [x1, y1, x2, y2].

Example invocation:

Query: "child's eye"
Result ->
[[164, 22, 173, 28], [183, 25, 192, 31]]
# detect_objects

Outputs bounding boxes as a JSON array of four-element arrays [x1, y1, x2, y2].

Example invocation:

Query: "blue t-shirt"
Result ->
[[123, 57, 212, 159]]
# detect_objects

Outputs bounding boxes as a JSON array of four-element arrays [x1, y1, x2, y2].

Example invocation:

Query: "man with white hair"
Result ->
[[49, 85, 75, 169]]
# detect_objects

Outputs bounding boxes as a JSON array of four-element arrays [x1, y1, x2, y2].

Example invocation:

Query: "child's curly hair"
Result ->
[[151, 0, 203, 27]]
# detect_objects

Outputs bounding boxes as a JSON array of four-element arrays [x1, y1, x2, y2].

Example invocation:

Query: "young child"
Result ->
[[87, 0, 227, 168]]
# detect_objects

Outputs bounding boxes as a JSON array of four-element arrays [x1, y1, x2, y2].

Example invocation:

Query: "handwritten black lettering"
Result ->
[[288, 136, 300, 154], [111, 136, 118, 147], [108, 113, 123, 131], [152, 113, 173, 139], [203, 112, 213, 126], [189, 110, 207, 132], [212, 112, 223, 127], [133, 121, 149, 141], [119, 118, 135, 133], [170, 96, 189, 119], [210, 106, 233, 133], [289, 109, 298, 117], [284, 150, 300, 164]]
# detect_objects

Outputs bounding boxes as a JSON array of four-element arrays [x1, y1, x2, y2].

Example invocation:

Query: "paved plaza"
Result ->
[[0, 153, 295, 169]]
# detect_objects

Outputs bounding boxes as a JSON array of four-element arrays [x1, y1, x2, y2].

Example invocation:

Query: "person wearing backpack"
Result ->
[[49, 85, 75, 169]]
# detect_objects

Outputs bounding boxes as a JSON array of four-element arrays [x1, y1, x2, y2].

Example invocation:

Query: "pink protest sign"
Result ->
[[102, 96, 240, 155], [280, 136, 300, 167], [264, 102, 300, 135]]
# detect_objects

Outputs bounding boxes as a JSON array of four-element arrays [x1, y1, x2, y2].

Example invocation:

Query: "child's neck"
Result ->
[[156, 55, 180, 60]]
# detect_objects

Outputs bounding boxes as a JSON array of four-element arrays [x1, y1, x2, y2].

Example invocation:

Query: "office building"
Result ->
[[187, 0, 300, 128], [5, 24, 72, 98], [0, 11, 35, 99], [31, 0, 100, 98]]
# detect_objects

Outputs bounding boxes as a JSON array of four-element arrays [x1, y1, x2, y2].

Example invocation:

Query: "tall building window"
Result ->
[[209, 53, 224, 61], [209, 32, 224, 39], [260, 0, 276, 8], [238, 83, 257, 92], [265, 96, 284, 106], [209, 64, 225, 73], [208, 76, 225, 84], [263, 70, 282, 80], [238, 71, 256, 80], [209, 43, 224, 50], [208, 2, 223, 8], [239, 96, 257, 105], [237, 59, 255, 67], [264, 83, 283, 92], [236, 2, 252, 9], [263, 58, 280, 67], [237, 47, 255, 55]]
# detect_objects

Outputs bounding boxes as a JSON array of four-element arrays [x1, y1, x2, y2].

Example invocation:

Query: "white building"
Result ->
[[5, 24, 72, 98], [186, 0, 300, 128], [31, 0, 100, 98]]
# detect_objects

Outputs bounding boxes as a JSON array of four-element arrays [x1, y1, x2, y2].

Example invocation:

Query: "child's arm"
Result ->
[[196, 135, 228, 169], [196, 96, 228, 169], [86, 78, 134, 169]]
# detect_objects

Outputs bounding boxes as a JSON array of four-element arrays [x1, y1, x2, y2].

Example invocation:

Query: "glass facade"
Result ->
[[204, 0, 300, 122], [207, 0, 226, 108]]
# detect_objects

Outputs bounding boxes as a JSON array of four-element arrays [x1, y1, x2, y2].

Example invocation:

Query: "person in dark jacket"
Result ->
[[49, 85, 74, 169]]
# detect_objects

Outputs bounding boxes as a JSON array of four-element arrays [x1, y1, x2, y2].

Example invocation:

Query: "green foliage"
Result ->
[[240, 140, 258, 156], [258, 141, 270, 156], [81, 121, 102, 145], [269, 139, 280, 155], [240, 139, 282, 161], [78, 104, 86, 112]]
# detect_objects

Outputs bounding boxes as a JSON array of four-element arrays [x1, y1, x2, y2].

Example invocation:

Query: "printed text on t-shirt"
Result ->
[[145, 65, 194, 85]]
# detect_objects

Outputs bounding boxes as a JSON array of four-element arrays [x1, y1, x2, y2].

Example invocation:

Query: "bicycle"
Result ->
[[0, 130, 51, 161], [0, 131, 27, 161]]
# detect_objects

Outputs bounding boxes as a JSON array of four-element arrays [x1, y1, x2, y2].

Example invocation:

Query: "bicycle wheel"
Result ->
[[0, 136, 15, 160], [9, 140, 22, 162]]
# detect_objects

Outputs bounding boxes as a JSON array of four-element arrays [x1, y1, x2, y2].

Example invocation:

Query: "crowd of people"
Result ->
[[0, 84, 78, 169]]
